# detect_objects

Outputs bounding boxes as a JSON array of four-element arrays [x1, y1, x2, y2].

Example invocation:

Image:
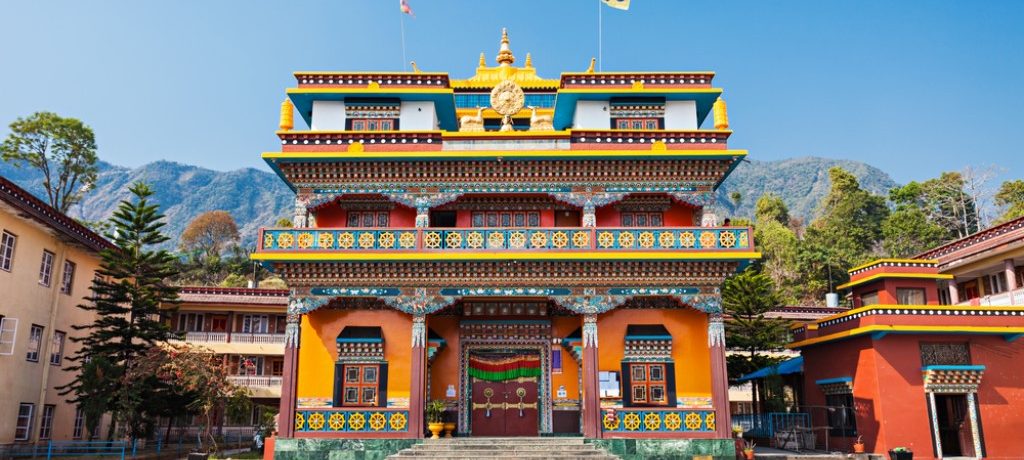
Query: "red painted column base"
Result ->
[[710, 342, 731, 438], [279, 345, 299, 438], [582, 344, 602, 439], [409, 344, 427, 438]]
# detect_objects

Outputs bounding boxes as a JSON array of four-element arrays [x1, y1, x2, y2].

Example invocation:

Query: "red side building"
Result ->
[[790, 259, 1024, 459]]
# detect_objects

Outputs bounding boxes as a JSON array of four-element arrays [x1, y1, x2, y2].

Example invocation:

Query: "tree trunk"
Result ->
[[749, 348, 759, 415]]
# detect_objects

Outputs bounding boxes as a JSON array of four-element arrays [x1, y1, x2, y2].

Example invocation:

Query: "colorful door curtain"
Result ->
[[468, 354, 542, 382]]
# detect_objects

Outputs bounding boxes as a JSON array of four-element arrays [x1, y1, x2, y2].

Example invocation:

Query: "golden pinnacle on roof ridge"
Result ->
[[524, 53, 533, 68], [496, 27, 515, 66]]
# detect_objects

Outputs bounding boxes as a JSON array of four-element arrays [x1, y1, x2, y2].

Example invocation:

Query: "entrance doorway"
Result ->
[[934, 394, 974, 457], [469, 352, 540, 436]]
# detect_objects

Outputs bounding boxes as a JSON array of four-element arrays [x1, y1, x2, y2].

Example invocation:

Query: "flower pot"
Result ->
[[443, 422, 456, 438], [854, 443, 865, 453], [888, 450, 913, 460], [743, 450, 755, 460], [428, 422, 445, 439]]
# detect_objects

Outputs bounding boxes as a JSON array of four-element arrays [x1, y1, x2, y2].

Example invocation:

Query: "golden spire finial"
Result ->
[[524, 53, 533, 68], [279, 98, 294, 131], [496, 28, 515, 66], [586, 57, 596, 74], [478, 52, 486, 67], [410, 61, 421, 73], [713, 97, 730, 130]]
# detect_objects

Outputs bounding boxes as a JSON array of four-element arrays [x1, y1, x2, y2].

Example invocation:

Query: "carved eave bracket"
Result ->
[[381, 288, 458, 315], [552, 288, 631, 315]]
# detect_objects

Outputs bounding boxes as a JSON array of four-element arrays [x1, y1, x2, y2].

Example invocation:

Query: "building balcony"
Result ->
[[227, 375, 284, 388], [256, 226, 753, 258], [957, 286, 1024, 306], [231, 332, 287, 344], [178, 331, 229, 343]]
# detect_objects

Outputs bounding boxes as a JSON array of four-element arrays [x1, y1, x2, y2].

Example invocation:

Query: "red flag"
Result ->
[[400, 0, 414, 17]]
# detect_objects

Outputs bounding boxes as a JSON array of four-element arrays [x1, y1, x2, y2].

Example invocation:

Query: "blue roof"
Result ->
[[738, 356, 803, 382]]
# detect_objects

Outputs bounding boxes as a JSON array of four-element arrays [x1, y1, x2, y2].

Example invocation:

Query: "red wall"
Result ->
[[851, 279, 942, 308], [313, 201, 416, 227], [802, 334, 1024, 459], [595, 200, 696, 227]]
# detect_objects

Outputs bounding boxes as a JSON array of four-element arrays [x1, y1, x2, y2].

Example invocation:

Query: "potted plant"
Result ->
[[853, 435, 865, 453], [427, 400, 447, 439], [888, 447, 912, 460], [443, 409, 457, 438], [732, 424, 745, 438], [742, 440, 755, 460]]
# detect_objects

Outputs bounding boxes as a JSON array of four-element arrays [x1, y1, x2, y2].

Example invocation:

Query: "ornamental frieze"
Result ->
[[272, 260, 742, 288], [275, 158, 735, 190]]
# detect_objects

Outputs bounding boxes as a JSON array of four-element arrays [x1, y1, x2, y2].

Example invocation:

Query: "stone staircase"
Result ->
[[387, 437, 619, 459]]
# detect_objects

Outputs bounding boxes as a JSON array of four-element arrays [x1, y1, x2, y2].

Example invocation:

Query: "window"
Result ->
[[27, 324, 44, 362], [859, 291, 879, 307], [1, 230, 16, 271], [242, 315, 269, 334], [239, 356, 265, 375], [38, 250, 55, 286], [73, 407, 85, 439], [39, 405, 55, 440], [50, 331, 65, 365], [346, 211, 389, 228], [471, 211, 541, 228], [349, 118, 395, 131], [614, 118, 660, 130], [272, 360, 284, 376], [15, 403, 34, 441], [177, 313, 204, 332], [60, 260, 76, 295], [0, 316, 18, 355], [620, 212, 663, 227], [342, 364, 379, 406], [985, 273, 1007, 295], [825, 393, 858, 436], [629, 363, 668, 405], [896, 288, 926, 305]]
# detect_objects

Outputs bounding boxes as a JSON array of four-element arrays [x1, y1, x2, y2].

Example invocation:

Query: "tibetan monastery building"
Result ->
[[253, 30, 757, 458]]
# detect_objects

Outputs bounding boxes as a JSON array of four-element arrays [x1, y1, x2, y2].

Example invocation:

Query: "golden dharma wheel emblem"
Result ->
[[490, 79, 525, 132]]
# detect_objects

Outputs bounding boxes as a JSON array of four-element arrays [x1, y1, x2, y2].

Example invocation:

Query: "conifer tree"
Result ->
[[60, 182, 180, 440], [723, 268, 790, 413]]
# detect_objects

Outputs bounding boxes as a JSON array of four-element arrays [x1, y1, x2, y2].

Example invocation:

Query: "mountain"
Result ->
[[0, 160, 293, 250], [1, 156, 897, 248], [716, 157, 898, 223]]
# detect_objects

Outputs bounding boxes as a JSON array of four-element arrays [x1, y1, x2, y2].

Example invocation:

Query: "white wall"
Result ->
[[399, 101, 438, 130], [311, 101, 346, 131], [572, 100, 610, 129], [664, 100, 698, 130]]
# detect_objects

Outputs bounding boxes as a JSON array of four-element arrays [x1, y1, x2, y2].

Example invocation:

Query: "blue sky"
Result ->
[[1, 1, 1022, 184]]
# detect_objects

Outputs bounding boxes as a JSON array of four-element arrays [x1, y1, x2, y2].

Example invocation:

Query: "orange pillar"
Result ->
[[709, 313, 731, 438], [581, 314, 602, 438], [278, 313, 301, 438], [409, 315, 427, 438]]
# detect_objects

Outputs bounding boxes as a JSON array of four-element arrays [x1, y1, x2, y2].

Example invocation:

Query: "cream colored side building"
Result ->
[[0, 177, 113, 446]]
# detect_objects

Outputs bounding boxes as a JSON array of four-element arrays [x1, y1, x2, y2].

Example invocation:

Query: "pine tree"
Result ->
[[60, 182, 180, 440], [723, 268, 790, 414]]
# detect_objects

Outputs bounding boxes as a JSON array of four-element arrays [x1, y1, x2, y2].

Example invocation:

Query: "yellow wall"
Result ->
[[297, 309, 412, 407], [597, 308, 712, 399], [551, 316, 582, 400], [0, 207, 107, 443], [427, 316, 460, 401]]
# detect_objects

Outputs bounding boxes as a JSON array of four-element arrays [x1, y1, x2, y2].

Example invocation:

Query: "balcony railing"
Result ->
[[174, 332, 285, 344], [957, 286, 1024, 306], [227, 375, 283, 388], [258, 226, 752, 253], [231, 333, 287, 344], [180, 332, 228, 343]]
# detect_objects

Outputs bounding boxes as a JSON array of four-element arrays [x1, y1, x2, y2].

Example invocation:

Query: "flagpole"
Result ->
[[400, 12, 408, 71], [598, 0, 603, 72]]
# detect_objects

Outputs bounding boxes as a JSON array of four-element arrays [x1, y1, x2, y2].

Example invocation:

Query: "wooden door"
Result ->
[[471, 381, 506, 436], [503, 381, 539, 436], [555, 210, 580, 227]]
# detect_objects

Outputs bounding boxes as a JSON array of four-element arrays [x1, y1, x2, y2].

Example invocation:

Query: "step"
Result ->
[[410, 444, 598, 451], [390, 455, 618, 460], [400, 448, 604, 454]]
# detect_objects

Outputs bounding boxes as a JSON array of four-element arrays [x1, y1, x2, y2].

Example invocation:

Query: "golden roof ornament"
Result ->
[[450, 29, 559, 89], [586, 58, 596, 74], [490, 79, 525, 132], [496, 28, 515, 66]]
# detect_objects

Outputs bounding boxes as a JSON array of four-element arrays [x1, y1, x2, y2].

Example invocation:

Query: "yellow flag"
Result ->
[[601, 0, 630, 10]]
